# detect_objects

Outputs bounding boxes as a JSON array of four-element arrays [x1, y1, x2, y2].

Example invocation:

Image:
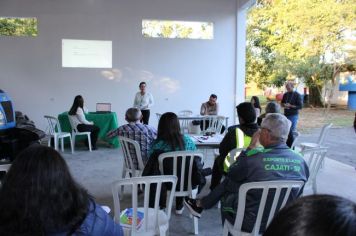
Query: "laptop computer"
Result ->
[[95, 103, 111, 113]]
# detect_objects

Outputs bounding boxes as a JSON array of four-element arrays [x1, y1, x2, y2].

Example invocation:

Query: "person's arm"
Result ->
[[147, 93, 154, 109], [200, 103, 206, 115], [149, 126, 158, 139], [255, 108, 261, 118], [133, 93, 140, 108], [76, 108, 93, 125], [83, 106, 89, 113], [290, 92, 302, 110], [281, 93, 287, 107], [246, 130, 260, 150], [80, 201, 124, 236], [184, 135, 197, 151], [218, 130, 235, 159], [106, 128, 119, 139]]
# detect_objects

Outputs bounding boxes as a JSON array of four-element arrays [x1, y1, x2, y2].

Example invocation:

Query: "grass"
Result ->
[[298, 107, 354, 132]]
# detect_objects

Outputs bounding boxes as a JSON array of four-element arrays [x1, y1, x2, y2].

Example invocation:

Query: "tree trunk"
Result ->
[[309, 85, 323, 107]]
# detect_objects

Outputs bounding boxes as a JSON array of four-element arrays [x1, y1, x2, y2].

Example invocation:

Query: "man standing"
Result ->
[[184, 113, 309, 233], [210, 102, 259, 190], [107, 108, 157, 167], [133, 82, 154, 125], [281, 81, 303, 132]]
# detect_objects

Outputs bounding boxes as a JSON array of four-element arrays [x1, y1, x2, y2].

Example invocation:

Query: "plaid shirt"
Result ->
[[107, 122, 157, 168]]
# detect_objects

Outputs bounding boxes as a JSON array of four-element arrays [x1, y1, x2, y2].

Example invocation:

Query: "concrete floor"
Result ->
[[62, 127, 356, 236]]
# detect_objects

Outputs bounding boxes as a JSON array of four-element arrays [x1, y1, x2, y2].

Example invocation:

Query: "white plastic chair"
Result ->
[[67, 115, 92, 152], [290, 131, 300, 150], [299, 123, 332, 151], [118, 136, 145, 177], [156, 113, 162, 122], [178, 110, 193, 116], [201, 115, 225, 135], [112, 176, 177, 236], [301, 147, 328, 194], [223, 180, 305, 236], [118, 136, 145, 197], [0, 164, 11, 173], [158, 151, 203, 235], [44, 115, 73, 154], [214, 147, 245, 209], [0, 163, 11, 186], [178, 110, 193, 134]]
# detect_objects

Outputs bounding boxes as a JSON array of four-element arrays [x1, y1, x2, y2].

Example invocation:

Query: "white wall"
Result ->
[[0, 0, 243, 130]]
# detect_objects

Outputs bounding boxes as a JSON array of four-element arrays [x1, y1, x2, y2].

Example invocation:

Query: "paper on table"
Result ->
[[192, 135, 223, 143]]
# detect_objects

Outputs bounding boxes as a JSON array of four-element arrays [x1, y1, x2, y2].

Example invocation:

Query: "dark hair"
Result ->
[[251, 96, 262, 112], [210, 94, 217, 99], [236, 102, 256, 124], [265, 101, 281, 114], [156, 112, 184, 150], [0, 145, 90, 235], [264, 194, 356, 236], [69, 95, 84, 115], [139, 81, 146, 87]]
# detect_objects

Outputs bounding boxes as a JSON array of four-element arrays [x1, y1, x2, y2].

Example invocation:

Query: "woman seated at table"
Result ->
[[143, 112, 206, 214], [0, 145, 123, 235], [68, 95, 100, 150]]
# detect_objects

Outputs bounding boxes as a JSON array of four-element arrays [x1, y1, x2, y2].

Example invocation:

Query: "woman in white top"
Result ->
[[68, 95, 100, 150], [133, 82, 154, 125]]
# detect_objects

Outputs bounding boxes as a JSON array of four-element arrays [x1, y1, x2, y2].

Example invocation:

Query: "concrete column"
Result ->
[[234, 0, 255, 124]]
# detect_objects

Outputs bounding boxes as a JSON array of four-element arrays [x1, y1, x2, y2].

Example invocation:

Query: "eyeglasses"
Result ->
[[261, 126, 272, 132]]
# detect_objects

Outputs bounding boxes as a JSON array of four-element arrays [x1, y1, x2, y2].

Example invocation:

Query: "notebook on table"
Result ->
[[94, 103, 111, 113]]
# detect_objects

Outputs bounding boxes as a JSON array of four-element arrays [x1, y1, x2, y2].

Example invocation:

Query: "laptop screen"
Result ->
[[96, 103, 111, 112]]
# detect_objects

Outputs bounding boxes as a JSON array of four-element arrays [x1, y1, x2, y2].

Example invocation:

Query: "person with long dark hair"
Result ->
[[68, 95, 100, 150], [250, 96, 262, 119], [264, 194, 356, 236], [0, 145, 123, 235], [142, 112, 206, 215], [150, 112, 196, 153]]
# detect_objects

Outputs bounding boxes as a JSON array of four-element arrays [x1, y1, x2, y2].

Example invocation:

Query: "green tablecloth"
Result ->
[[58, 112, 119, 148]]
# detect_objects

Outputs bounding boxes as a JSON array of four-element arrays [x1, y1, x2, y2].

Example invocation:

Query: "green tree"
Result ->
[[247, 0, 355, 107], [0, 18, 37, 36]]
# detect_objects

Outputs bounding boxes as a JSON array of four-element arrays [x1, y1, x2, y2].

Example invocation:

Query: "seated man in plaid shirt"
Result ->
[[107, 108, 157, 168]]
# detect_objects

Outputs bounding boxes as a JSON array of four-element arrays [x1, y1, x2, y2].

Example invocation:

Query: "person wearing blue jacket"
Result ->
[[0, 145, 123, 236], [184, 113, 309, 234]]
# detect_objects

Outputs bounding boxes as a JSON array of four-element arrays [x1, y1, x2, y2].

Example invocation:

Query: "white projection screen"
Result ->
[[62, 39, 112, 68]]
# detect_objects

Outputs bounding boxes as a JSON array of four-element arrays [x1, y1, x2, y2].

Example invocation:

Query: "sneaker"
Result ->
[[184, 198, 203, 218], [175, 206, 184, 215]]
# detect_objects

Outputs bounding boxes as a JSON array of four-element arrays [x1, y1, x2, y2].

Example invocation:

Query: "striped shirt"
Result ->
[[107, 122, 157, 168]]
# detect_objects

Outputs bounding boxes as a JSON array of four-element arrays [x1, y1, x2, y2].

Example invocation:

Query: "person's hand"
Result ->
[[90, 121, 94, 125], [248, 130, 260, 149]]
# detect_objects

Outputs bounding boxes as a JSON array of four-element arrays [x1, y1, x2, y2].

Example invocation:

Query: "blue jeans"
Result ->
[[286, 114, 298, 132]]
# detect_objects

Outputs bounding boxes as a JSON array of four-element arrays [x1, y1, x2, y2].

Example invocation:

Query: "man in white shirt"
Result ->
[[133, 82, 154, 125]]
